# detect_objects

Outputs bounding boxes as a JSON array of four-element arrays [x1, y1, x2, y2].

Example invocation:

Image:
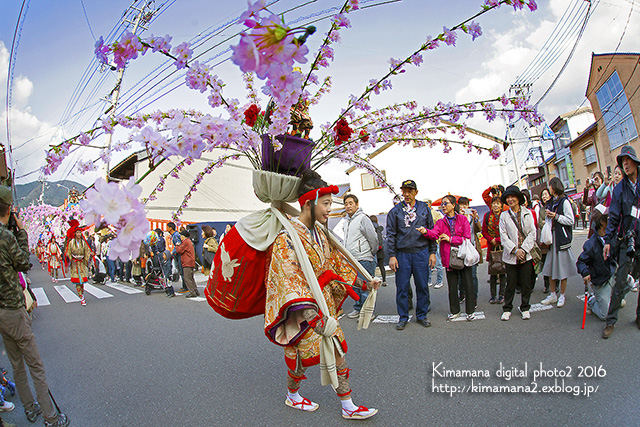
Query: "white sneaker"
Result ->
[[632, 279, 639, 292], [447, 312, 462, 321], [621, 299, 627, 308], [434, 282, 444, 289], [522, 311, 531, 320], [0, 401, 15, 412], [557, 294, 565, 308], [501, 312, 511, 321], [541, 294, 558, 305], [346, 310, 360, 319]]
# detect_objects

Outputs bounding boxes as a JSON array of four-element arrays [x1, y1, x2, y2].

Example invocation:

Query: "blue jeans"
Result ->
[[428, 247, 443, 284], [354, 260, 376, 312], [395, 248, 431, 321], [105, 258, 116, 281]]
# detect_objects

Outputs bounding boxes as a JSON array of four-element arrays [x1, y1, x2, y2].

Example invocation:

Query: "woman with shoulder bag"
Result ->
[[482, 196, 506, 304], [201, 225, 218, 276], [499, 185, 537, 321], [418, 195, 475, 321], [540, 178, 576, 308], [538, 188, 553, 293]]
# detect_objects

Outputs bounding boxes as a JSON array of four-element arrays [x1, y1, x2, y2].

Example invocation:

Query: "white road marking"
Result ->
[[54, 285, 81, 303], [31, 287, 50, 306], [105, 283, 143, 294], [186, 296, 206, 302], [372, 315, 414, 324], [84, 284, 114, 299], [528, 303, 554, 313]]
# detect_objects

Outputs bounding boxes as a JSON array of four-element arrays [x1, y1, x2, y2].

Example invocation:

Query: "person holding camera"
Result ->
[[0, 186, 69, 426], [602, 146, 640, 338]]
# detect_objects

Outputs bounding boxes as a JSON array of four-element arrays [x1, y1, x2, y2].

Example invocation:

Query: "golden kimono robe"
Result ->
[[47, 242, 62, 272], [65, 237, 91, 284], [264, 219, 357, 371]]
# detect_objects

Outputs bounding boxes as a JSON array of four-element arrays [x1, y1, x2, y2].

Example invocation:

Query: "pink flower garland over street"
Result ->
[[80, 178, 149, 261]]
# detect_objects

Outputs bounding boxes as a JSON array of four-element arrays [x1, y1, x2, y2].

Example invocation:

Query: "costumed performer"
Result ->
[[264, 170, 380, 420], [65, 221, 92, 306], [36, 239, 46, 268], [47, 237, 63, 283]]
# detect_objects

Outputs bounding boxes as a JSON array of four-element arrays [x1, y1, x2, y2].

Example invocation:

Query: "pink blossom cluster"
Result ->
[[77, 160, 98, 174], [22, 203, 84, 250], [80, 178, 149, 261]]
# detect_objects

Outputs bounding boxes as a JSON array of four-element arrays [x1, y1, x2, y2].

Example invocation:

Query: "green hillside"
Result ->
[[14, 180, 86, 208]]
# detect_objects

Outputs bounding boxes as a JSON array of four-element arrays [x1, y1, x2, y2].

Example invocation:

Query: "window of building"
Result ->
[[596, 70, 639, 150], [361, 170, 386, 191], [583, 144, 597, 165]]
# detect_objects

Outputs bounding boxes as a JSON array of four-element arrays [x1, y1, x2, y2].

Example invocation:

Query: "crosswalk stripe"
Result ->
[[105, 283, 143, 294], [84, 284, 114, 299], [54, 285, 81, 303], [31, 287, 50, 306]]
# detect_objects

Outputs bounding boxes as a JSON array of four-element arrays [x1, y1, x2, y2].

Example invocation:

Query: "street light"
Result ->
[[56, 183, 70, 191]]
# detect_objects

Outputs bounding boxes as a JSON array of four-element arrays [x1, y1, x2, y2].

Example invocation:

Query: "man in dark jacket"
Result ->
[[386, 180, 436, 330], [577, 210, 615, 320], [602, 145, 640, 338], [0, 186, 69, 427]]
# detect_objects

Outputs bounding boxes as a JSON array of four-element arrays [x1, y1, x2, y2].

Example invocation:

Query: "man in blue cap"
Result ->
[[602, 145, 640, 338], [386, 180, 436, 330]]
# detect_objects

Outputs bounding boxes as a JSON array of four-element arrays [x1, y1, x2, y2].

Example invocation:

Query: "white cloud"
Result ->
[[0, 40, 58, 184]]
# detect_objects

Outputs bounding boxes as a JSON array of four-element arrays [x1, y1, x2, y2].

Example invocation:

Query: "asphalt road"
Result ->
[[1, 227, 639, 427]]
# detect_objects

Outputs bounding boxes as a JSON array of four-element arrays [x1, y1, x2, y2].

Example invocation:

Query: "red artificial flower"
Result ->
[[359, 129, 369, 142], [334, 118, 353, 145], [244, 104, 261, 127]]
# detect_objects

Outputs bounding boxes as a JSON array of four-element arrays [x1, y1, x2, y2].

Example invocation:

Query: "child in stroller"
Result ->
[[144, 254, 175, 297]]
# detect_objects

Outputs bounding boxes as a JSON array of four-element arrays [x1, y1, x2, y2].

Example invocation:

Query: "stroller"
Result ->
[[144, 254, 175, 297]]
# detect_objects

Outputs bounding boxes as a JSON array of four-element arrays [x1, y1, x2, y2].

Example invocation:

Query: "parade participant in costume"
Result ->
[[64, 220, 92, 306], [46, 237, 63, 283], [36, 240, 46, 268], [264, 170, 380, 420]]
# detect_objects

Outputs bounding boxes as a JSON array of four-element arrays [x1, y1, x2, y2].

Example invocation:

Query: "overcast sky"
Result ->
[[1, 0, 639, 189]]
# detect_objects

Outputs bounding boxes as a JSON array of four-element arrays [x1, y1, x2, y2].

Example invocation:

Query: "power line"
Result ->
[[79, 0, 97, 41]]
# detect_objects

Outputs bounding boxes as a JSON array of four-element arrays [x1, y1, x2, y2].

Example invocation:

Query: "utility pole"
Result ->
[[104, 1, 155, 182]]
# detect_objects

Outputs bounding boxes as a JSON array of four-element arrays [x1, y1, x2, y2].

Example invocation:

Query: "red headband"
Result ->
[[298, 185, 339, 206]]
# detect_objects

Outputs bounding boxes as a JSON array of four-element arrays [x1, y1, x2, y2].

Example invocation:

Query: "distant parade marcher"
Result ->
[[65, 220, 92, 306], [36, 239, 46, 268], [47, 237, 63, 282]]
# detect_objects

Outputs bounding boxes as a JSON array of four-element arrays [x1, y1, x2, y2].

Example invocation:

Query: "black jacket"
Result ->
[[552, 196, 572, 251], [605, 177, 640, 247], [576, 233, 613, 287]]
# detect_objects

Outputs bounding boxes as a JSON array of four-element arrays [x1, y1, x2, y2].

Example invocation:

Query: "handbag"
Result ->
[[24, 287, 36, 313], [488, 248, 506, 275], [508, 211, 542, 269], [449, 246, 465, 270]]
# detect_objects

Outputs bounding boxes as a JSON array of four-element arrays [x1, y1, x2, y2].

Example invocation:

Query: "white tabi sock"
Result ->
[[341, 398, 358, 412], [287, 391, 301, 402]]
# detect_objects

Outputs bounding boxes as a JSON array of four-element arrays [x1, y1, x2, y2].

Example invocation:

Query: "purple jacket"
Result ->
[[423, 214, 471, 270]]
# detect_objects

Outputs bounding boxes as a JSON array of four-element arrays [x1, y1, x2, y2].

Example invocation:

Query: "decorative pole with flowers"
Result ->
[[30, 0, 541, 259]]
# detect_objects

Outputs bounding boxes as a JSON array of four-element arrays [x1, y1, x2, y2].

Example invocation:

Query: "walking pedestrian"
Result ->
[[264, 170, 379, 420], [65, 221, 92, 306], [47, 237, 62, 283], [176, 230, 199, 298]]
